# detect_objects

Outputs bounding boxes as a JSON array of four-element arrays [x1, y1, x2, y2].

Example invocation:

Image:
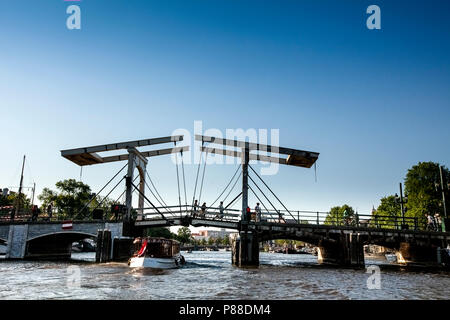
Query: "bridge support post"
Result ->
[[5, 224, 29, 259], [395, 242, 447, 267], [234, 229, 259, 267], [96, 229, 112, 263], [124, 148, 148, 236], [318, 233, 364, 268], [231, 234, 240, 266]]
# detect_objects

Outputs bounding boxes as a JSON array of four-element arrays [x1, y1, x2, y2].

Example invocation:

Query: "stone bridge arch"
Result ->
[[26, 231, 97, 259]]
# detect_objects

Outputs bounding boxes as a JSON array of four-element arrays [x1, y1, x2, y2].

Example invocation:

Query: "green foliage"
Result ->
[[404, 162, 449, 222], [3, 191, 31, 209], [371, 195, 402, 228], [38, 179, 114, 220], [274, 239, 304, 246], [176, 227, 193, 244], [144, 227, 177, 239], [324, 204, 355, 226], [221, 236, 230, 246], [38, 179, 91, 219]]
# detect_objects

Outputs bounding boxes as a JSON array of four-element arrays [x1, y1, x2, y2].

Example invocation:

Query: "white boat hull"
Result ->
[[129, 254, 185, 269]]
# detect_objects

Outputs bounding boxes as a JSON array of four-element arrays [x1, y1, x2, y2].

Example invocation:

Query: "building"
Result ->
[[194, 229, 236, 241]]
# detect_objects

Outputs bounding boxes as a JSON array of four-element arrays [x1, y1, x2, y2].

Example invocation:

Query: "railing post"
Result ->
[[297, 211, 300, 224], [316, 212, 319, 225], [414, 217, 418, 231]]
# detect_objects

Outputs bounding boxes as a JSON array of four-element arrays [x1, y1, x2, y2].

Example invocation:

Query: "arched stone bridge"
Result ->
[[0, 221, 122, 259]]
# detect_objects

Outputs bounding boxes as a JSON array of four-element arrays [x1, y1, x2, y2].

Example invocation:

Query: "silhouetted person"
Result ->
[[192, 200, 198, 218], [435, 213, 442, 232], [201, 202, 207, 218], [426, 213, 434, 231], [217, 201, 224, 219], [47, 204, 53, 221], [255, 203, 262, 223], [31, 205, 38, 222]]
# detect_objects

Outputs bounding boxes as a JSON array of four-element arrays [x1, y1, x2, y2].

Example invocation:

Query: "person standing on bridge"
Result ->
[[255, 203, 262, 223], [31, 205, 39, 222], [435, 213, 442, 232], [47, 203, 53, 221], [217, 201, 224, 220], [201, 202, 207, 218], [193, 200, 199, 218], [426, 213, 434, 231]]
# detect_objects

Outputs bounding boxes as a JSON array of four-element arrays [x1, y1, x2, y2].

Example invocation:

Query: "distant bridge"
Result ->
[[0, 220, 122, 259]]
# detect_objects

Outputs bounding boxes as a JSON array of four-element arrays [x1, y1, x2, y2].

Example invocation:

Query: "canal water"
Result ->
[[1, 251, 449, 299]]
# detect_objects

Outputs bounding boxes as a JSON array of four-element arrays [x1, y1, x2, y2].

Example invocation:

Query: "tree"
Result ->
[[0, 191, 31, 212], [207, 237, 215, 245], [371, 195, 401, 228], [38, 179, 118, 220], [177, 227, 193, 244], [324, 204, 355, 226], [38, 179, 92, 219], [145, 227, 176, 239], [214, 237, 223, 245], [404, 162, 449, 225], [222, 236, 230, 246]]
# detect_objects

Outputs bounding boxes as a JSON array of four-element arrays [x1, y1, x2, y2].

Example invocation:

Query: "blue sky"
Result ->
[[0, 0, 449, 217]]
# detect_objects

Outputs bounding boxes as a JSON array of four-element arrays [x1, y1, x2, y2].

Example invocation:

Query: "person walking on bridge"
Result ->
[[216, 201, 224, 220], [201, 202, 207, 218], [192, 200, 199, 218], [435, 213, 442, 232], [47, 203, 53, 221], [31, 205, 39, 222], [255, 203, 262, 223], [426, 213, 434, 231]]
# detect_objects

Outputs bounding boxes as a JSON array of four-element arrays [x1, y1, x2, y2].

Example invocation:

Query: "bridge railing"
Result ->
[[0, 208, 32, 223], [136, 206, 425, 231], [259, 210, 420, 231], [137, 205, 242, 223], [2, 204, 428, 232]]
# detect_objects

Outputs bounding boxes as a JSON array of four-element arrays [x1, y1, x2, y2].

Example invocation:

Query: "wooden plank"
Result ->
[[195, 134, 319, 159], [61, 135, 184, 157], [61, 136, 187, 166]]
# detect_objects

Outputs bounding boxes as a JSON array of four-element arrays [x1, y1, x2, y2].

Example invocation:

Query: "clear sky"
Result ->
[[0, 0, 449, 218]]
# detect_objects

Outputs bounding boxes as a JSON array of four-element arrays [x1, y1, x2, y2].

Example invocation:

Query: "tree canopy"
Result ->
[[176, 227, 193, 244], [324, 204, 355, 225], [38, 179, 115, 219], [404, 162, 449, 220]]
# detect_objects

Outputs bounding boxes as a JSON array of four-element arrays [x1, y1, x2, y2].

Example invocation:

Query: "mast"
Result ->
[[31, 182, 36, 207], [14, 155, 26, 219]]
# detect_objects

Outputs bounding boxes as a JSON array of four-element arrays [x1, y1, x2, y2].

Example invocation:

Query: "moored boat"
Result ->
[[128, 237, 185, 269]]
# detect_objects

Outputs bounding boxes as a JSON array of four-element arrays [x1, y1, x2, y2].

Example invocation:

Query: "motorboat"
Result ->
[[385, 253, 397, 263], [128, 237, 185, 269]]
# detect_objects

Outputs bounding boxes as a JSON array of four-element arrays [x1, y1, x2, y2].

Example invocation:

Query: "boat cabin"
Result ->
[[132, 237, 180, 258]]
